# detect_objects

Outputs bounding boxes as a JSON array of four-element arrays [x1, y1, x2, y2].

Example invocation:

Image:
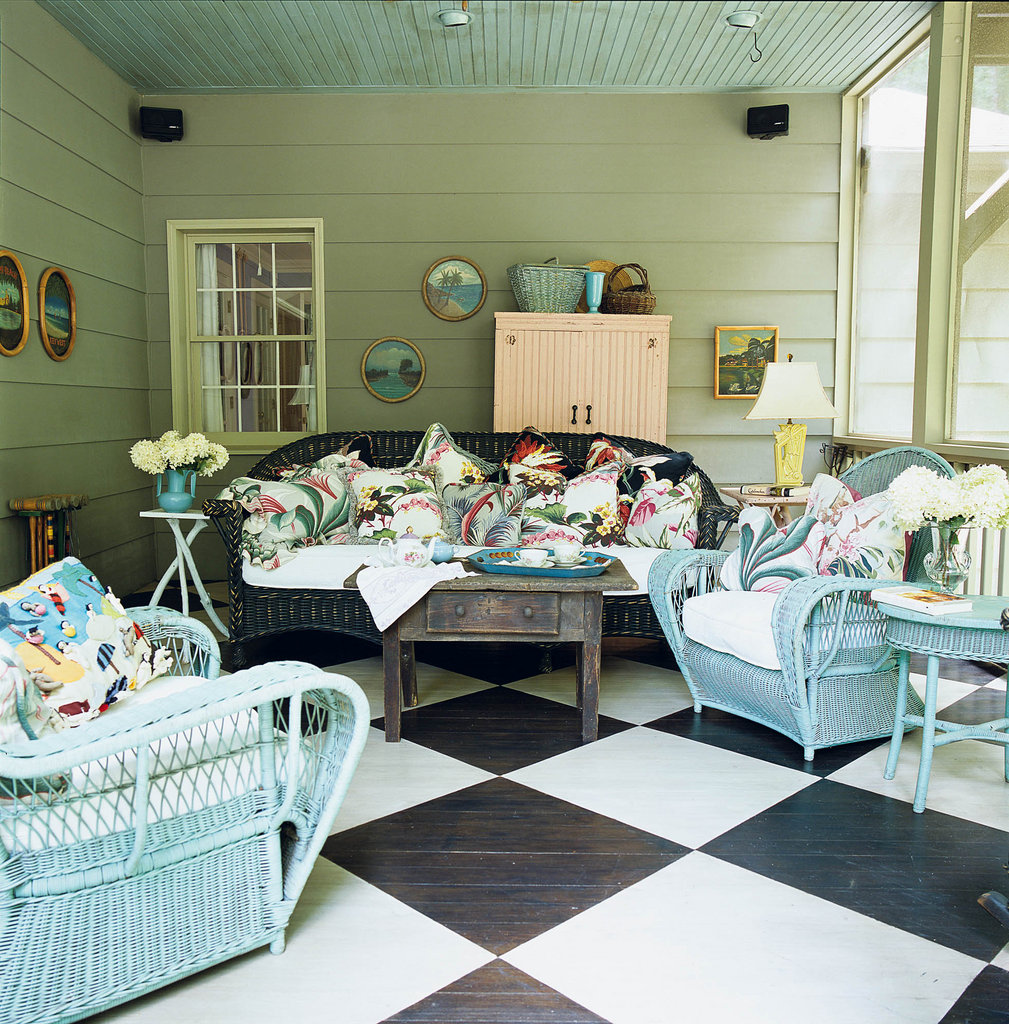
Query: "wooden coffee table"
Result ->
[[349, 558, 637, 743]]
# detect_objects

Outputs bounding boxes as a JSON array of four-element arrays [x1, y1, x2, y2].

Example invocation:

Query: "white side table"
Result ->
[[140, 510, 227, 637]]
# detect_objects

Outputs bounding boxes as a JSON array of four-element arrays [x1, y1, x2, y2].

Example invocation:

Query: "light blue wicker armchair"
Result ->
[[0, 607, 369, 1024], [648, 447, 956, 760]]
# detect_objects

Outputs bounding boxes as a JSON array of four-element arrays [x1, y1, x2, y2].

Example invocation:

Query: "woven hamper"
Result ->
[[508, 258, 587, 313]]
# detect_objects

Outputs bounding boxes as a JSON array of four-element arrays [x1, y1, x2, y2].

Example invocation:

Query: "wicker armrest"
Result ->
[[203, 497, 246, 639], [647, 548, 728, 657], [126, 605, 222, 679]]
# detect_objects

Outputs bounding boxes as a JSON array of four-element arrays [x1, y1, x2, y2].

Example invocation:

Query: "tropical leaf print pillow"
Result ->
[[217, 473, 354, 569], [441, 483, 527, 546], [817, 492, 907, 580], [622, 472, 701, 549], [719, 509, 827, 593], [348, 467, 445, 542], [520, 464, 623, 547], [497, 427, 579, 481], [408, 422, 497, 489]]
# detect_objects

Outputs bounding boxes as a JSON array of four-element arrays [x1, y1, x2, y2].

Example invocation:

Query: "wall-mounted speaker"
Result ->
[[747, 104, 789, 140], [139, 106, 184, 142]]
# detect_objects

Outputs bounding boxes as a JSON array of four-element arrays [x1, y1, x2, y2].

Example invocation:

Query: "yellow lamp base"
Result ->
[[772, 421, 806, 487]]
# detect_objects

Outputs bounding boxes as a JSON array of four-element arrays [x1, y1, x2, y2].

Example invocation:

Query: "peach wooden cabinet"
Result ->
[[493, 312, 671, 443]]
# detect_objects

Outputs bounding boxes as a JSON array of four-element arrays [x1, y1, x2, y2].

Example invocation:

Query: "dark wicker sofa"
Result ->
[[204, 430, 739, 666]]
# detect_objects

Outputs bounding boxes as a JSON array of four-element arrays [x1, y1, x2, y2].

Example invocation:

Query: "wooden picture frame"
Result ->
[[422, 256, 486, 321], [714, 325, 778, 399], [0, 250, 29, 356], [39, 266, 76, 361], [362, 336, 426, 403]]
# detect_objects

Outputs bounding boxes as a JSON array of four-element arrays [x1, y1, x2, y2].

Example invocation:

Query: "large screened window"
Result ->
[[850, 40, 929, 439], [167, 220, 325, 450], [951, 2, 1009, 443]]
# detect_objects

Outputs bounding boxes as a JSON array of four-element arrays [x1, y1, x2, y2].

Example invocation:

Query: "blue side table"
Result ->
[[882, 594, 1009, 813]]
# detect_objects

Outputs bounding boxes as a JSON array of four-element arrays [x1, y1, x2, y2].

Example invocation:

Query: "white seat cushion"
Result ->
[[682, 590, 781, 670]]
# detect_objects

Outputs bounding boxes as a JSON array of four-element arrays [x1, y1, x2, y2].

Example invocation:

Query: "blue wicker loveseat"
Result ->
[[0, 607, 369, 1024], [647, 447, 956, 760]]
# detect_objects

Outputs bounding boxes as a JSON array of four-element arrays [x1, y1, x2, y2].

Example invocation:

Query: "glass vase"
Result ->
[[923, 523, 971, 594]]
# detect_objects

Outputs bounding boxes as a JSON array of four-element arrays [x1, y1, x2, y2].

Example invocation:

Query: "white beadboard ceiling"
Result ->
[[36, 0, 936, 94]]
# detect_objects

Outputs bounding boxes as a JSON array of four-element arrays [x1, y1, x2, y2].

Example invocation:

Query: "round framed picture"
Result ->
[[39, 267, 76, 361], [362, 336, 426, 403], [0, 250, 29, 357], [422, 256, 486, 322]]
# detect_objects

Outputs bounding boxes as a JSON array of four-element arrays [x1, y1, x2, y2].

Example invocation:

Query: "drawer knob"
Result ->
[[523, 606, 533, 618], [455, 604, 466, 617]]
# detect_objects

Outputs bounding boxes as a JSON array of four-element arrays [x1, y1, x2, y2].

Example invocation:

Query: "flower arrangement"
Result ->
[[129, 431, 230, 477], [886, 464, 1009, 531]]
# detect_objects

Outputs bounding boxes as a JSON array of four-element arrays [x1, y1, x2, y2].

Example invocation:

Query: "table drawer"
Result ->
[[426, 593, 560, 634]]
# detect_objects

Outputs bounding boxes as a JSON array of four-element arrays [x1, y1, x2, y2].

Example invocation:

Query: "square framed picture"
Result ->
[[714, 326, 778, 399]]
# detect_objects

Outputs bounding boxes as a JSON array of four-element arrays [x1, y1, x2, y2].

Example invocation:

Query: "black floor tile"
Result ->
[[382, 685, 634, 774], [940, 965, 1009, 1024], [646, 704, 890, 776], [941, 684, 1009, 730], [702, 779, 1009, 961], [385, 960, 612, 1023], [323, 777, 687, 954]]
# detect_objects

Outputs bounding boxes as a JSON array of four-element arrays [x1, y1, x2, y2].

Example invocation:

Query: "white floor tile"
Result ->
[[504, 852, 984, 1024], [829, 729, 1009, 829], [326, 656, 492, 717], [96, 860, 493, 1024], [506, 656, 694, 724], [909, 672, 981, 713], [991, 939, 1009, 971], [506, 726, 817, 848], [332, 725, 495, 833]]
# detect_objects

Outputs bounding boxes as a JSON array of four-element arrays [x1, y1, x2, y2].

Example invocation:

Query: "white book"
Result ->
[[871, 587, 972, 616]]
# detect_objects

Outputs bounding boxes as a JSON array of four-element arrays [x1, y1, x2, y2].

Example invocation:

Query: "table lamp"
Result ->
[[743, 355, 838, 486]]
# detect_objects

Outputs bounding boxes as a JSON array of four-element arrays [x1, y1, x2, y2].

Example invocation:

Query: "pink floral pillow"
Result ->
[[519, 464, 623, 547], [805, 473, 861, 524], [623, 472, 701, 549], [818, 493, 906, 580], [720, 508, 826, 593], [348, 468, 445, 542]]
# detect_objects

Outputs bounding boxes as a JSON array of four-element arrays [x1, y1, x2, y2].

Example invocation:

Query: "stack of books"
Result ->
[[871, 587, 973, 616], [740, 483, 811, 498]]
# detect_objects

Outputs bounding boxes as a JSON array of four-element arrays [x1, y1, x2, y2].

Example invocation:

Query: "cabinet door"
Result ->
[[587, 328, 668, 442]]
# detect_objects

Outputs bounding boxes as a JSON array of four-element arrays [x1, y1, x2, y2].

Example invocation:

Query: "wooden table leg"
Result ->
[[402, 641, 418, 708], [574, 644, 584, 709], [580, 594, 603, 743], [383, 625, 403, 742]]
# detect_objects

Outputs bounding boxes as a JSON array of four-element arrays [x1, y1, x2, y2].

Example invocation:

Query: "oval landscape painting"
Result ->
[[362, 336, 425, 403], [423, 256, 486, 321]]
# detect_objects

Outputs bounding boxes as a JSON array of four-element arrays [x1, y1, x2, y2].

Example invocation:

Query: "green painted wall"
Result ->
[[142, 89, 840, 507], [0, 0, 151, 591]]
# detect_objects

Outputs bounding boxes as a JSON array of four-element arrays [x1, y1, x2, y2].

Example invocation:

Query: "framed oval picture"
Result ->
[[422, 256, 486, 322], [39, 267, 76, 361], [0, 250, 29, 356], [362, 336, 425, 403]]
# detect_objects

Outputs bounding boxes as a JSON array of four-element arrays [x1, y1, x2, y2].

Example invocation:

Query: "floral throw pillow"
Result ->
[[441, 483, 527, 546], [277, 452, 369, 481], [217, 474, 354, 569], [498, 427, 579, 481], [585, 434, 635, 473], [805, 473, 861, 524], [720, 509, 827, 593], [0, 558, 172, 725], [409, 423, 497, 489], [520, 464, 623, 547], [623, 472, 701, 549], [818, 492, 907, 580], [582, 434, 694, 494], [348, 467, 445, 542]]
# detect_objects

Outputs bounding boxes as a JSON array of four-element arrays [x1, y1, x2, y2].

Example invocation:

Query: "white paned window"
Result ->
[[168, 220, 325, 451], [951, 2, 1009, 444], [850, 41, 929, 439]]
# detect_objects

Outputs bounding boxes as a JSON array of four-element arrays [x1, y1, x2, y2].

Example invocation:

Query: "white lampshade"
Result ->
[[743, 360, 838, 421]]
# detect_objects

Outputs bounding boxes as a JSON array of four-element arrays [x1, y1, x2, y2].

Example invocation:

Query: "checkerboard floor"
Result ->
[[107, 589, 1009, 1024]]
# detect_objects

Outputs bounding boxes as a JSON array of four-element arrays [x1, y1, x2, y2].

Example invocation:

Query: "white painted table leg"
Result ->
[[165, 518, 228, 637]]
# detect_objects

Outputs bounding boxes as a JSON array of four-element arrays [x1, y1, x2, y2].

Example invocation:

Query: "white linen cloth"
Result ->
[[356, 562, 476, 632]]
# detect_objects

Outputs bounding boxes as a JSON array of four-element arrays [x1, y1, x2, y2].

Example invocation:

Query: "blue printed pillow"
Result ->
[[719, 509, 827, 594]]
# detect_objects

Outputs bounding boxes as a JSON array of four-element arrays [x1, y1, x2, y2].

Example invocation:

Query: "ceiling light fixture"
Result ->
[[726, 10, 763, 63], [435, 1, 471, 28]]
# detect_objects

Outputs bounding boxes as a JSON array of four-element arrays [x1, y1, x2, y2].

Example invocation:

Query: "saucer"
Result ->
[[552, 556, 585, 567], [509, 558, 555, 568]]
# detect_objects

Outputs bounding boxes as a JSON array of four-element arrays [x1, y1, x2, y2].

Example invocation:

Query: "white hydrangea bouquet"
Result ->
[[886, 464, 1009, 531], [129, 430, 230, 477]]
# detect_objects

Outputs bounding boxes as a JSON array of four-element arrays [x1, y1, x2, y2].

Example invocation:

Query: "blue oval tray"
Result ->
[[468, 548, 616, 578]]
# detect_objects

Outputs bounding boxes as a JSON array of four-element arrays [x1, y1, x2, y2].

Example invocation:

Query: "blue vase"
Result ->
[[157, 468, 196, 513], [585, 271, 605, 314]]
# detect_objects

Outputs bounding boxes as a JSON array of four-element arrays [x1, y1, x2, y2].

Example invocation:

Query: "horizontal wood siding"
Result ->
[[142, 90, 840, 502], [0, 1, 149, 591]]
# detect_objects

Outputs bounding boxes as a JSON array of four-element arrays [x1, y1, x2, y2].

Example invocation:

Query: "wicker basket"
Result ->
[[600, 263, 656, 315], [507, 258, 588, 313]]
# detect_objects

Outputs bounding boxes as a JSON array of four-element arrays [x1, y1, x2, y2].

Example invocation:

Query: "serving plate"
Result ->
[[468, 548, 616, 578]]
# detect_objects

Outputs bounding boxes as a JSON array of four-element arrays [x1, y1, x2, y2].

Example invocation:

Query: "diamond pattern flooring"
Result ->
[[105, 585, 1009, 1023]]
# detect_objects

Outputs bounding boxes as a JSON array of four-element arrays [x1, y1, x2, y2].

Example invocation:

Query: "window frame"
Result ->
[[166, 218, 327, 456], [835, 2, 1009, 463]]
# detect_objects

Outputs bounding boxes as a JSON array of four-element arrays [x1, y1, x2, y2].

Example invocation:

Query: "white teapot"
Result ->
[[377, 532, 436, 568]]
